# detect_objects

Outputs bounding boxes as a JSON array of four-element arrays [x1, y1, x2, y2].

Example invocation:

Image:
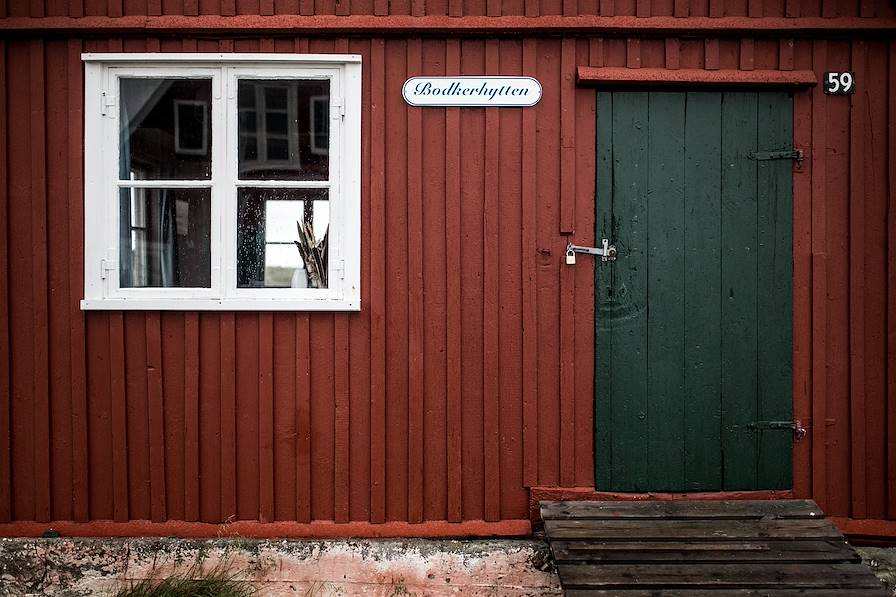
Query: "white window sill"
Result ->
[[80, 298, 360, 311]]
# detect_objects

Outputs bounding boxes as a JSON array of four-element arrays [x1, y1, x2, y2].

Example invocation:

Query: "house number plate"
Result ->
[[823, 72, 855, 95]]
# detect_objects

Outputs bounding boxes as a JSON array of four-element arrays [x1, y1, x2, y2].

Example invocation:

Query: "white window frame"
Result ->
[[81, 53, 361, 311]]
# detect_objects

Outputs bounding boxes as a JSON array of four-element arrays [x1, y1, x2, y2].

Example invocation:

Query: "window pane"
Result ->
[[237, 80, 330, 181], [120, 78, 212, 180], [119, 187, 211, 288], [237, 188, 329, 289]]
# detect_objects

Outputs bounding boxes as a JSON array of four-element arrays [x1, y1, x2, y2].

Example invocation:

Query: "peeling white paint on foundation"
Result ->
[[0, 538, 562, 596]]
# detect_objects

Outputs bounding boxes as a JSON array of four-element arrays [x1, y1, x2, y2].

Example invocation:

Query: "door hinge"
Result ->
[[749, 149, 803, 161], [100, 256, 117, 279], [100, 91, 117, 117], [332, 97, 345, 119], [333, 259, 345, 279]]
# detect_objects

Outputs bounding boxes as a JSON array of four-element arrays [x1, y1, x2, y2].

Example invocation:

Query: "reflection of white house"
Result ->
[[309, 95, 329, 156], [239, 83, 302, 175]]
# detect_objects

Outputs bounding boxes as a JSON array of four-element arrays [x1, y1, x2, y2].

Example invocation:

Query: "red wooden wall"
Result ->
[[1, 0, 895, 18], [0, 5, 894, 535]]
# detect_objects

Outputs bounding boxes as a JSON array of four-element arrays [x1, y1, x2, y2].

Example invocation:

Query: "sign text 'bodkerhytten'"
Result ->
[[402, 77, 542, 107]]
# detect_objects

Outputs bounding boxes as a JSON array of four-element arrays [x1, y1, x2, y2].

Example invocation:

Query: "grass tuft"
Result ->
[[113, 560, 256, 597]]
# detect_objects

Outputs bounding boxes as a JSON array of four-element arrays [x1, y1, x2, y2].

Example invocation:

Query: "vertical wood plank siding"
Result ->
[[0, 29, 894, 528], [7, 0, 896, 16]]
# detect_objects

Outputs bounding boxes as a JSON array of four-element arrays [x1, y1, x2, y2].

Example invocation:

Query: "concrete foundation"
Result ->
[[858, 547, 896, 596], [0, 537, 560, 596]]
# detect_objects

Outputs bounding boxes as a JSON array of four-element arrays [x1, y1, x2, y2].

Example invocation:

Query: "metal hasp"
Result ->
[[566, 239, 617, 264], [733, 420, 807, 442], [749, 149, 803, 161]]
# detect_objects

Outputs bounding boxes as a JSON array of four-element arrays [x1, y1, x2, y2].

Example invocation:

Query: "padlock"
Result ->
[[565, 247, 576, 265]]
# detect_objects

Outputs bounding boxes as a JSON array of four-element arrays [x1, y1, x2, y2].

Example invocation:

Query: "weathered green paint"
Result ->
[[755, 93, 794, 490], [720, 91, 760, 490], [646, 92, 686, 491], [683, 92, 723, 491], [595, 91, 793, 492], [608, 92, 650, 491]]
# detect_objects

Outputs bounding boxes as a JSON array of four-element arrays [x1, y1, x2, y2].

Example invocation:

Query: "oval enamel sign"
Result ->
[[402, 76, 542, 107]]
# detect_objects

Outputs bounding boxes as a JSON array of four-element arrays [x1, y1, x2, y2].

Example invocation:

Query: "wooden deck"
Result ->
[[541, 499, 889, 596]]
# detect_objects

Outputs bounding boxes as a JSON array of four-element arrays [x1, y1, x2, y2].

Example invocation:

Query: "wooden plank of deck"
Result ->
[[542, 500, 889, 596], [558, 562, 885, 589], [551, 539, 859, 562], [566, 591, 886, 596], [541, 499, 824, 520], [544, 518, 842, 540]]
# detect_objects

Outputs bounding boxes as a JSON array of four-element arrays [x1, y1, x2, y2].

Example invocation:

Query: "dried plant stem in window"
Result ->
[[295, 220, 328, 289]]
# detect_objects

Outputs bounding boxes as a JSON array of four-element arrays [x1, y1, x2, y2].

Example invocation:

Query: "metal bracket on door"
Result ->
[[736, 420, 807, 442], [566, 239, 617, 265]]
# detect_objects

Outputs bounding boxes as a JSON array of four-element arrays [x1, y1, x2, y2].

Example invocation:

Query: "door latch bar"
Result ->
[[566, 239, 617, 265], [730, 420, 807, 442]]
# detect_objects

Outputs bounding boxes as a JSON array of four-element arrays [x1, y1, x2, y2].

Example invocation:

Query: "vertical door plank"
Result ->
[[384, 38, 409, 523], [272, 314, 297, 522], [560, 38, 576, 234], [645, 92, 686, 491], [594, 92, 614, 489], [183, 313, 199, 521], [756, 92, 794, 490], [197, 315, 221, 522], [109, 313, 129, 522], [0, 40, 9, 523], [791, 82, 813, 500], [848, 41, 867, 519], [333, 36, 353, 521], [483, 39, 501, 520], [520, 39, 538, 488], [573, 37, 596, 488], [234, 315, 259, 521], [258, 313, 275, 523], [608, 92, 650, 491], [705, 39, 720, 70], [67, 38, 89, 523], [406, 38, 424, 525], [444, 38, 463, 522], [220, 313, 237, 522], [295, 314, 312, 522], [888, 39, 896, 521], [810, 40, 828, 511], [665, 38, 680, 69], [333, 314, 350, 523], [332, 51, 353, 512], [683, 92, 722, 491], [30, 39, 51, 523], [460, 39, 485, 519], [559, 38, 578, 488], [368, 38, 387, 524], [419, 39, 447, 522], [720, 91, 759, 490], [46, 40, 73, 522], [146, 313, 167, 522]]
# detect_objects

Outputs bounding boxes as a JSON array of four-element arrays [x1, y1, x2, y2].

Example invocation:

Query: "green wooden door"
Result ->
[[595, 91, 793, 492]]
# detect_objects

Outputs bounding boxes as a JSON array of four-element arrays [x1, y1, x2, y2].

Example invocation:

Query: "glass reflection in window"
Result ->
[[119, 78, 212, 180], [237, 188, 329, 289], [119, 187, 211, 288], [237, 80, 330, 181]]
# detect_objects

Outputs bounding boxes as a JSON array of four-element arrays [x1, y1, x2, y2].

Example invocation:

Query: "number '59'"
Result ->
[[824, 72, 855, 95]]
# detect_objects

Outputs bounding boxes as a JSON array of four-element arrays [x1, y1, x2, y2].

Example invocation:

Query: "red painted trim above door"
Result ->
[[577, 67, 817, 88]]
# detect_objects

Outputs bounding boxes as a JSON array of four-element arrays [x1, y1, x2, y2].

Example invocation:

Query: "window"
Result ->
[[82, 54, 361, 310]]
